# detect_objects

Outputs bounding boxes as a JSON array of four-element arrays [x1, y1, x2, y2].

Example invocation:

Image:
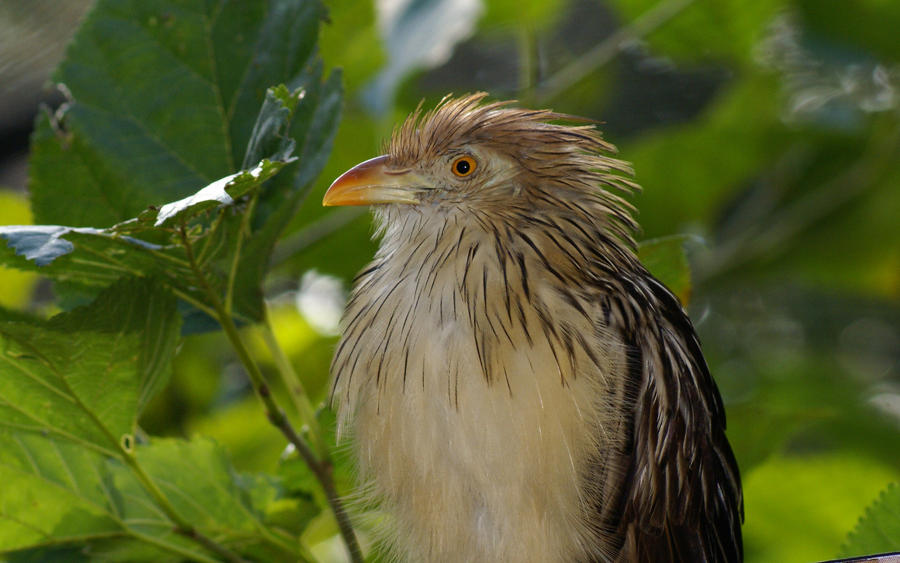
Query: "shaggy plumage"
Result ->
[[323, 93, 742, 562]]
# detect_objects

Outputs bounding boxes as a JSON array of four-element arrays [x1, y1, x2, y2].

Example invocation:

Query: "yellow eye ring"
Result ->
[[451, 156, 476, 177]]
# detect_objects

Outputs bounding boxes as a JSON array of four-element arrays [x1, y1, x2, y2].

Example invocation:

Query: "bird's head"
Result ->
[[324, 93, 639, 248]]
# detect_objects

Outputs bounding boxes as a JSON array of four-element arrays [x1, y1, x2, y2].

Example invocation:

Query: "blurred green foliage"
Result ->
[[744, 453, 898, 561], [0, 0, 898, 561], [0, 191, 37, 309]]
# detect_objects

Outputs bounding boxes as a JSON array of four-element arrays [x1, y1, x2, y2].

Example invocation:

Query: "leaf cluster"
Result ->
[[1, 1, 348, 560]]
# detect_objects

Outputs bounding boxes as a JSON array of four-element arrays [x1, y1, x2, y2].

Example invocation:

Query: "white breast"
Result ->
[[333, 213, 626, 562]]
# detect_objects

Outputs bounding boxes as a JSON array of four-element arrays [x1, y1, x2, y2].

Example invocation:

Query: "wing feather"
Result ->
[[604, 272, 743, 562]]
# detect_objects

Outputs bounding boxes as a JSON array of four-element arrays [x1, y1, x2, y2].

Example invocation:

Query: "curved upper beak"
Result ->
[[322, 155, 429, 206]]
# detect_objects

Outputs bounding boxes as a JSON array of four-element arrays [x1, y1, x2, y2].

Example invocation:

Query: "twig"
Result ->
[[266, 399, 363, 563], [258, 308, 327, 458], [535, 0, 695, 104]]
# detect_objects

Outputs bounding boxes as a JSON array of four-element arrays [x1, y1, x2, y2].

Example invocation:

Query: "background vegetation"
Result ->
[[0, 0, 898, 561]]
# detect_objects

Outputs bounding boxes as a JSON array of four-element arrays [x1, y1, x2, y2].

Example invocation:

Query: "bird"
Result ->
[[322, 93, 743, 562]]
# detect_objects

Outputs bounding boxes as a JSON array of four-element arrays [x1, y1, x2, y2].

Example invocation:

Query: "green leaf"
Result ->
[[0, 154, 286, 266], [842, 482, 900, 558], [242, 84, 302, 169], [30, 0, 327, 228], [0, 278, 178, 454], [0, 432, 131, 555], [145, 156, 292, 229], [108, 438, 301, 559], [638, 235, 693, 304], [26, 0, 343, 322], [0, 154, 292, 322], [0, 434, 307, 561], [232, 70, 344, 321]]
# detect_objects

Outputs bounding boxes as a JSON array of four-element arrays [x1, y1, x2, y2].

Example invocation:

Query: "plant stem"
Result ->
[[266, 397, 363, 563], [258, 307, 327, 458], [223, 310, 363, 563], [179, 226, 364, 563], [197, 210, 228, 264], [225, 193, 260, 315]]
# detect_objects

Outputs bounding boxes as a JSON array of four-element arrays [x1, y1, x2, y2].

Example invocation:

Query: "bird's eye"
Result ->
[[451, 156, 476, 177]]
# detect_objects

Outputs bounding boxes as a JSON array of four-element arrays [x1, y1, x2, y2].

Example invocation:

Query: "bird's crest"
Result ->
[[388, 93, 618, 166]]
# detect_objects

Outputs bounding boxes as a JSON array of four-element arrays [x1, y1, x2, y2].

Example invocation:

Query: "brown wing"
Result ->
[[601, 273, 743, 562]]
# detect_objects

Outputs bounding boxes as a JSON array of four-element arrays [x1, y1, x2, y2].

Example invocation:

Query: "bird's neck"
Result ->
[[372, 199, 638, 279], [334, 202, 640, 414]]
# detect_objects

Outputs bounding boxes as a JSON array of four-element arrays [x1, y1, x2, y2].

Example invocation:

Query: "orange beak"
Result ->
[[322, 155, 429, 206]]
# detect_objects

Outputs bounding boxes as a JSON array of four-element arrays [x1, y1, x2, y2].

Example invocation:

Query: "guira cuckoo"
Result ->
[[323, 94, 742, 562]]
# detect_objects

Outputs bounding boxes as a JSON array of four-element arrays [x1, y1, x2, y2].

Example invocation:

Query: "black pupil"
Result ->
[[455, 159, 470, 174]]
